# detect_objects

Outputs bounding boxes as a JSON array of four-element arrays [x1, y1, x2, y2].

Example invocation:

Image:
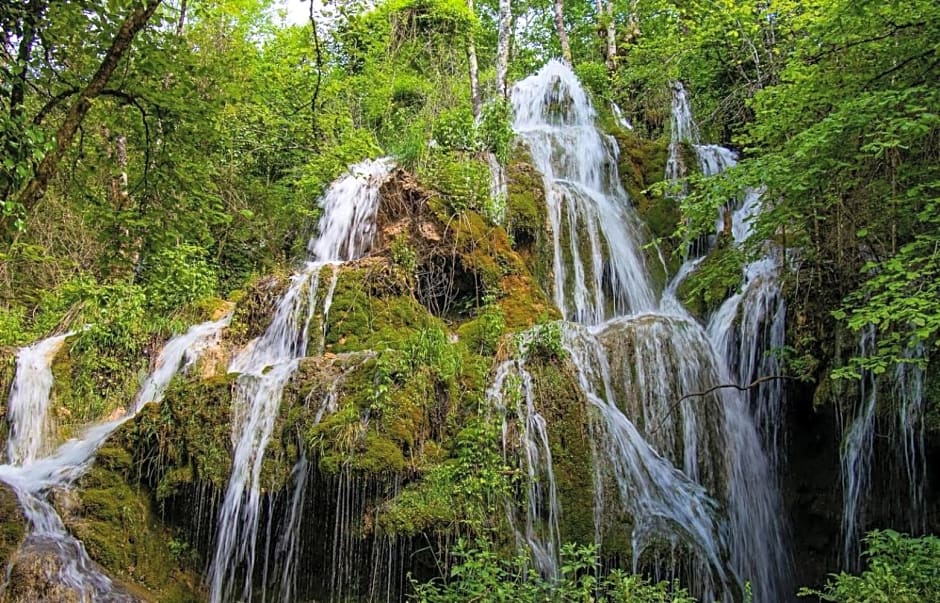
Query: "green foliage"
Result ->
[[418, 152, 492, 217], [799, 531, 940, 603], [391, 233, 419, 283], [477, 99, 514, 164], [412, 540, 696, 602], [515, 322, 567, 361], [140, 245, 218, 314], [575, 61, 611, 104]]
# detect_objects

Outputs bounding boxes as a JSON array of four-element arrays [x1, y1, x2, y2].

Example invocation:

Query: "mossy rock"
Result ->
[[612, 131, 682, 282], [58, 443, 204, 602], [50, 338, 149, 438], [505, 154, 551, 291], [129, 374, 236, 494], [0, 346, 14, 451], [525, 358, 596, 546], [324, 260, 443, 354], [0, 482, 25, 566], [676, 240, 743, 319], [227, 273, 290, 348]]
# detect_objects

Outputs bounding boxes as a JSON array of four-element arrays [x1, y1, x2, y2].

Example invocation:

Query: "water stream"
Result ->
[[512, 60, 656, 324]]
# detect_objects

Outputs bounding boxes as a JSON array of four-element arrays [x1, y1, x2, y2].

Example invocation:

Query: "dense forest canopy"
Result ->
[[0, 0, 938, 600]]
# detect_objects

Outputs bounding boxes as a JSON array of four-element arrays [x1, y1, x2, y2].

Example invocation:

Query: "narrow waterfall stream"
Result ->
[[504, 61, 791, 601], [512, 60, 656, 323], [208, 158, 394, 603], [838, 333, 927, 571], [0, 316, 230, 600]]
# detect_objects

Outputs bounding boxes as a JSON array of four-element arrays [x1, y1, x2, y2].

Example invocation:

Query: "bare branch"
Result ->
[[647, 375, 794, 436]]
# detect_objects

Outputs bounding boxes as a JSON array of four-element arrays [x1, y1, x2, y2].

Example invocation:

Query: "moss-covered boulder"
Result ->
[[227, 273, 291, 349], [56, 442, 203, 602], [130, 375, 235, 495]]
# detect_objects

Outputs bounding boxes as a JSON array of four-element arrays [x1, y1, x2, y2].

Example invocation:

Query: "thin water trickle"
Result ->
[[489, 357, 561, 578], [839, 327, 879, 571], [208, 158, 394, 603]]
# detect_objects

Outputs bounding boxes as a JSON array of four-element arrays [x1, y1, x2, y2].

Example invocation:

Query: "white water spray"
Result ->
[[6, 333, 73, 465]]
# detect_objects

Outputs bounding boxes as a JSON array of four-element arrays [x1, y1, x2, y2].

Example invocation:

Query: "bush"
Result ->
[[799, 530, 940, 603], [140, 244, 218, 313], [412, 540, 696, 602]]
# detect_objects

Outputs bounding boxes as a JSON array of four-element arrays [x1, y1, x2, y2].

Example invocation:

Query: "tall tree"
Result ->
[[597, 0, 616, 70], [467, 0, 481, 116]]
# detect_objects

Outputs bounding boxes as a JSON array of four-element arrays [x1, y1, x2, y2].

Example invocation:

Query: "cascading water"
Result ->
[[0, 315, 230, 600], [839, 328, 879, 570], [895, 346, 927, 535], [5, 333, 73, 465], [512, 60, 656, 324], [208, 157, 394, 603], [507, 62, 791, 601]]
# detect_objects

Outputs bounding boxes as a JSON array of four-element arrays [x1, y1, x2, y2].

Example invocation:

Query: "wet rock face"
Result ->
[[782, 380, 940, 590], [2, 538, 141, 603]]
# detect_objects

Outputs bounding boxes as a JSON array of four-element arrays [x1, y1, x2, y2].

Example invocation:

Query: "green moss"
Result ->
[[456, 304, 504, 356], [524, 358, 597, 547], [64, 443, 203, 602], [676, 240, 743, 319], [612, 131, 681, 283], [324, 261, 443, 354], [131, 374, 235, 493], [376, 462, 461, 535], [0, 483, 26, 565], [0, 346, 14, 448], [50, 340, 149, 438]]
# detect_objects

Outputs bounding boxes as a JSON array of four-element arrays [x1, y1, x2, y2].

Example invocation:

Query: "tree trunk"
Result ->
[[466, 0, 481, 117], [10, 0, 162, 224], [309, 0, 323, 143], [554, 0, 572, 64], [176, 0, 187, 35], [496, 0, 511, 97], [604, 0, 616, 70]]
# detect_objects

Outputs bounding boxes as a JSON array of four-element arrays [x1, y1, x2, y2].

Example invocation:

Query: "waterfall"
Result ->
[[512, 60, 656, 324], [839, 327, 879, 570], [208, 157, 394, 603], [895, 347, 927, 535], [6, 333, 73, 465], [506, 63, 790, 601], [0, 315, 230, 600]]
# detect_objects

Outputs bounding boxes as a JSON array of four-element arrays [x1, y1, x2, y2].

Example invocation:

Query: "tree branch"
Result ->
[[32, 87, 79, 125], [6, 0, 162, 235]]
